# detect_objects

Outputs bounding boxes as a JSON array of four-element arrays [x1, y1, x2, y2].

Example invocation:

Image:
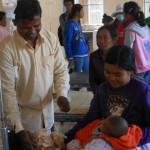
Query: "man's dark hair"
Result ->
[[0, 11, 6, 21], [14, 0, 42, 21], [64, 0, 74, 5]]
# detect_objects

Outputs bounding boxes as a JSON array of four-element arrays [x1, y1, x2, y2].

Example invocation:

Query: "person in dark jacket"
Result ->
[[89, 25, 117, 93], [65, 45, 150, 149], [58, 0, 74, 46]]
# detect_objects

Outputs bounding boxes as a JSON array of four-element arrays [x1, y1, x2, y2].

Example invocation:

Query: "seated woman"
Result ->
[[65, 45, 150, 149], [89, 25, 117, 93]]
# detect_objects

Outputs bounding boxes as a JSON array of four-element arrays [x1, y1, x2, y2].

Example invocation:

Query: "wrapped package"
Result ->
[[34, 129, 66, 150]]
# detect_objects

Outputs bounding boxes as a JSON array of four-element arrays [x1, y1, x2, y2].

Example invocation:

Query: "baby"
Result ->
[[67, 116, 142, 150], [80, 116, 128, 148], [94, 115, 128, 138]]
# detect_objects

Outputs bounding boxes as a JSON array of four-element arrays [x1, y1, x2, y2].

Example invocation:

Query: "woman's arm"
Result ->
[[124, 30, 135, 48], [139, 87, 150, 146], [65, 90, 102, 144], [139, 127, 150, 146], [89, 54, 99, 93]]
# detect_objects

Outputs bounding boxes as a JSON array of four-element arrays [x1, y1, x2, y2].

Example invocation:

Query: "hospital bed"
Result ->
[[54, 72, 92, 123]]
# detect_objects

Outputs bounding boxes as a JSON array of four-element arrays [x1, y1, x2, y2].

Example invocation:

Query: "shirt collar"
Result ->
[[15, 30, 44, 48]]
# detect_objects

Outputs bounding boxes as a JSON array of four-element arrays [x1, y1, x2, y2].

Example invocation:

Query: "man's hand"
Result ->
[[57, 96, 70, 112], [16, 130, 38, 150]]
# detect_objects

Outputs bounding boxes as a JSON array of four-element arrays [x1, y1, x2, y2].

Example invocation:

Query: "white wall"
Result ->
[[104, 0, 144, 16], [0, 0, 63, 36], [0, 0, 145, 34]]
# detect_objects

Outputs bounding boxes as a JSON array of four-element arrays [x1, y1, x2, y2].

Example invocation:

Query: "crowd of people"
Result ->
[[0, 0, 150, 149], [59, 1, 150, 150], [59, 0, 150, 85]]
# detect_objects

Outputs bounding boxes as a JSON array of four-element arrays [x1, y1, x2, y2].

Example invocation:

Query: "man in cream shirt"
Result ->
[[0, 0, 70, 149]]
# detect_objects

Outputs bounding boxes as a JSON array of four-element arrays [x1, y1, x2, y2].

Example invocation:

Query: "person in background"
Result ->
[[0, 11, 8, 42], [64, 4, 90, 72], [102, 13, 114, 26], [65, 45, 150, 149], [89, 25, 117, 94], [124, 1, 150, 84], [0, 0, 70, 149], [58, 0, 74, 46], [111, 4, 125, 44]]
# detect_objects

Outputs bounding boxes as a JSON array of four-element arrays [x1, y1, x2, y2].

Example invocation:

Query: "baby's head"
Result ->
[[100, 116, 128, 138]]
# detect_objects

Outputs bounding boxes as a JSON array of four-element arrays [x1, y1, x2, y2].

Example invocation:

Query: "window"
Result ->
[[74, 0, 103, 25], [144, 0, 150, 18]]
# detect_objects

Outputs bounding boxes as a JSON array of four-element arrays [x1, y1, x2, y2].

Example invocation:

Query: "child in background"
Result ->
[[64, 4, 90, 72]]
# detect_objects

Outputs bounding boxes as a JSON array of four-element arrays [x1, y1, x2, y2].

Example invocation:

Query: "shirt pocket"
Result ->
[[41, 55, 54, 75]]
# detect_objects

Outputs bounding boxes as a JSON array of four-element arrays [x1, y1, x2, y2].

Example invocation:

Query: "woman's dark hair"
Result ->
[[124, 1, 145, 26], [0, 11, 6, 20], [97, 25, 117, 41], [14, 0, 42, 21], [69, 4, 83, 19], [64, 0, 74, 5], [105, 45, 135, 71], [102, 14, 114, 24]]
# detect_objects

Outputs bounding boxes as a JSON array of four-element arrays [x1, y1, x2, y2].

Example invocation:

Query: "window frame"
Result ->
[[74, 0, 104, 25], [144, 0, 150, 18]]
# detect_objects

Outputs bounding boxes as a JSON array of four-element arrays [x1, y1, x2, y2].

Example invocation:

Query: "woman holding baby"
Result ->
[[65, 44, 150, 150]]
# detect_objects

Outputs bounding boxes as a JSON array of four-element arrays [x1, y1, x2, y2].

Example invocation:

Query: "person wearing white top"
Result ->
[[0, 0, 70, 149]]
